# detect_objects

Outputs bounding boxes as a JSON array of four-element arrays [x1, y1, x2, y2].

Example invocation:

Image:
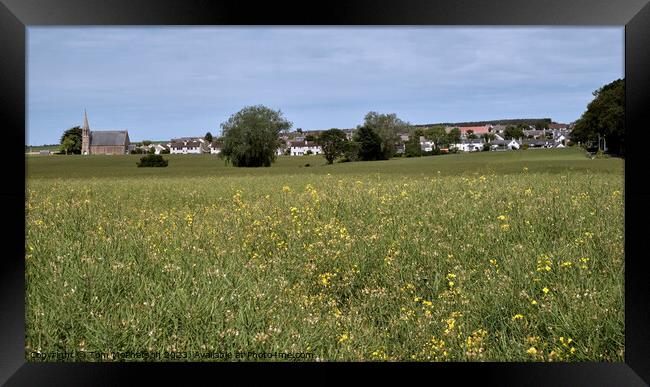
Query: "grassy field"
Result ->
[[25, 145, 60, 153], [25, 148, 624, 361]]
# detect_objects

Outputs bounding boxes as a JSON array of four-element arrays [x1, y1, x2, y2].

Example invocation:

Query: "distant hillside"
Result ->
[[414, 118, 554, 128]]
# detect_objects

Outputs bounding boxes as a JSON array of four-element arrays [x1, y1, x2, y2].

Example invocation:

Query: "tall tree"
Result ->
[[572, 78, 624, 155], [482, 133, 496, 142], [535, 120, 550, 130], [220, 105, 292, 167], [447, 127, 461, 144], [353, 125, 383, 161], [318, 129, 348, 164], [426, 125, 448, 147], [363, 112, 410, 159], [204, 132, 213, 143], [342, 141, 361, 162], [504, 125, 524, 140], [59, 126, 82, 154], [404, 136, 422, 157]]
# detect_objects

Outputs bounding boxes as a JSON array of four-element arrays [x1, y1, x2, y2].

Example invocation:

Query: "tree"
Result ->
[[305, 134, 317, 142], [142, 140, 152, 146], [447, 127, 461, 144], [60, 136, 76, 155], [204, 132, 213, 143], [318, 128, 348, 164], [482, 133, 496, 142], [404, 136, 422, 157], [535, 120, 549, 130], [363, 112, 410, 159], [59, 126, 82, 154], [426, 125, 448, 147], [572, 78, 624, 155], [353, 125, 383, 161], [220, 105, 292, 167], [342, 141, 361, 162], [466, 130, 477, 140], [504, 125, 524, 140]]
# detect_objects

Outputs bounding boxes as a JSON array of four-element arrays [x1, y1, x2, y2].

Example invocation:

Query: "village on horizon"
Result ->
[[29, 110, 574, 156]]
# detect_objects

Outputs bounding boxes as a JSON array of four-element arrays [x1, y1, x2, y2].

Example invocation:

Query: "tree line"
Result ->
[[570, 78, 624, 156]]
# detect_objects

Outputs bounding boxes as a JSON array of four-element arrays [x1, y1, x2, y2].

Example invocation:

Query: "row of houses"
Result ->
[[129, 138, 223, 155], [73, 111, 572, 156], [127, 123, 571, 156]]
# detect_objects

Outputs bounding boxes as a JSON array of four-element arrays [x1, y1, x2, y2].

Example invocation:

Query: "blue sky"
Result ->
[[27, 27, 623, 145]]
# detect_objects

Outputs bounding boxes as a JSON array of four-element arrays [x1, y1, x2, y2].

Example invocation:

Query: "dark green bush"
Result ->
[[137, 154, 168, 167]]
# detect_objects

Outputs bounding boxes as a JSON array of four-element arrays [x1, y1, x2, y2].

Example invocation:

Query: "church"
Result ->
[[81, 110, 130, 155]]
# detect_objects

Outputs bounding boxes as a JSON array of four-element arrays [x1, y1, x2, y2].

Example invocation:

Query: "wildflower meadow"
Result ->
[[25, 148, 624, 361]]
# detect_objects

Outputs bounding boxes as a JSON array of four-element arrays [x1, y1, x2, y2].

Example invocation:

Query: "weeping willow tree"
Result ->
[[220, 105, 292, 167]]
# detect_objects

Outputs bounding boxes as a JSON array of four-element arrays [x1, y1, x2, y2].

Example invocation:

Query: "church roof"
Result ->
[[90, 131, 129, 146]]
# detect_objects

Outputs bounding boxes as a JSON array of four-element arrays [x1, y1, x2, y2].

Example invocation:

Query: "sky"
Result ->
[[27, 27, 623, 145]]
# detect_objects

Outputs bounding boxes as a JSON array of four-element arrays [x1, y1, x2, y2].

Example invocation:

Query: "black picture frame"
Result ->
[[2, 0, 649, 384]]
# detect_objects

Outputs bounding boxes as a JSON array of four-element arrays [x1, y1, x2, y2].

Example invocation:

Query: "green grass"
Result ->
[[26, 145, 60, 153], [25, 147, 624, 362], [27, 147, 621, 179]]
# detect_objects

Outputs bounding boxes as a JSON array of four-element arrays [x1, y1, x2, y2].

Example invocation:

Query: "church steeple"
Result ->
[[81, 109, 90, 155], [83, 109, 89, 132]]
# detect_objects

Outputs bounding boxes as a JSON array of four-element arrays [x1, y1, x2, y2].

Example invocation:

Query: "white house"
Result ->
[[209, 142, 222, 154], [153, 144, 168, 154], [289, 141, 322, 156], [452, 138, 485, 152], [419, 136, 434, 152], [490, 139, 520, 150], [170, 140, 205, 154]]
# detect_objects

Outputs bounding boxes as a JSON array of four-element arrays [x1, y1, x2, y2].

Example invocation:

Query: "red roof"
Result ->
[[458, 125, 490, 134]]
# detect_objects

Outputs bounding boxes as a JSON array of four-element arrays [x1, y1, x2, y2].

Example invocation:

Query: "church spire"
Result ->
[[83, 109, 89, 131], [81, 109, 90, 155]]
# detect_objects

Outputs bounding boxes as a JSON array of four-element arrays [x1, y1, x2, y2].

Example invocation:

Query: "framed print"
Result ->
[[2, 0, 650, 384]]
